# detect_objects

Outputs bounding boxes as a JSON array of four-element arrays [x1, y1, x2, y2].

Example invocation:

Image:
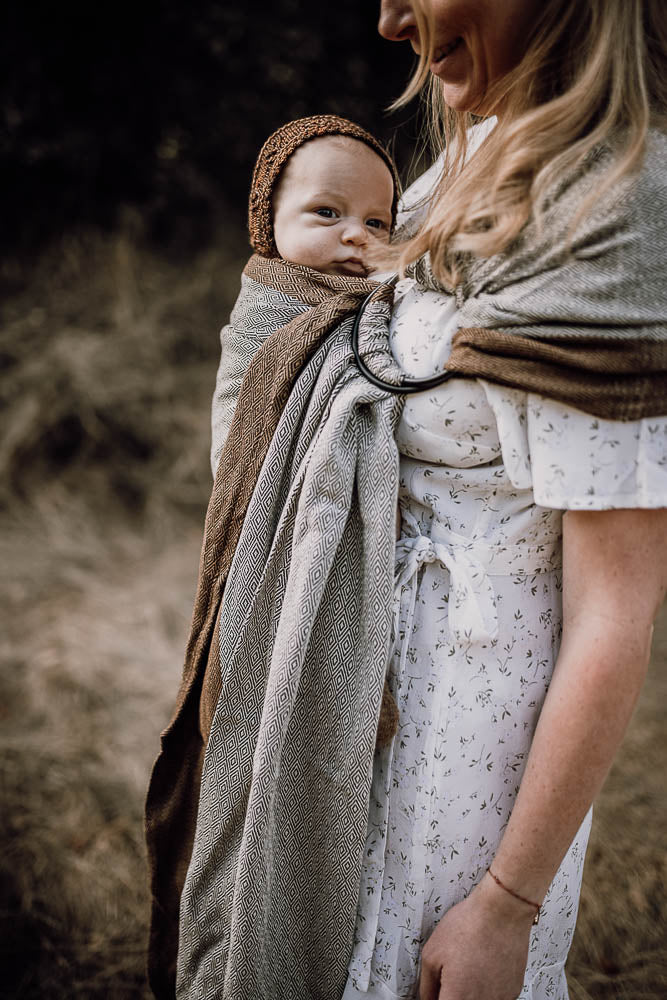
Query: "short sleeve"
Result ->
[[481, 382, 667, 510]]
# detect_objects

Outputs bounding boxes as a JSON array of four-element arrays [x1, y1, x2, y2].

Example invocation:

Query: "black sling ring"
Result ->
[[350, 278, 455, 395]]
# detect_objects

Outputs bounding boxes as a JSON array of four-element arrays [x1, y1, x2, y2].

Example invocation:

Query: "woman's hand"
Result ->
[[418, 873, 535, 1000]]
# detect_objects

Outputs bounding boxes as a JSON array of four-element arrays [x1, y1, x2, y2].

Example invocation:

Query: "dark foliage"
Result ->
[[1, 0, 417, 257]]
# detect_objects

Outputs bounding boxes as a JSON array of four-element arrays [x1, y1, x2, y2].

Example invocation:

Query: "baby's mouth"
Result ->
[[339, 259, 367, 277]]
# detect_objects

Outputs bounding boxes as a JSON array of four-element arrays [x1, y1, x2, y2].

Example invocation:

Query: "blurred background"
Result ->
[[1, 2, 665, 997]]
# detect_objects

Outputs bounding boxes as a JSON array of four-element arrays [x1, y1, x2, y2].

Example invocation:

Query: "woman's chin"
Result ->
[[440, 81, 480, 113], [433, 70, 490, 116]]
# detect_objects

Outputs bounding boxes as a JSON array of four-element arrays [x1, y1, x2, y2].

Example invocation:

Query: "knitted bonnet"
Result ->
[[248, 114, 401, 257]]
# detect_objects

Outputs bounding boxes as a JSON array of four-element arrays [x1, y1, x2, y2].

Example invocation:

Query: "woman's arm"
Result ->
[[419, 507, 667, 1000]]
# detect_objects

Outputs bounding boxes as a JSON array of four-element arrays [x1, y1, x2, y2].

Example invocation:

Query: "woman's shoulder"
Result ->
[[394, 157, 444, 239], [628, 127, 667, 217], [471, 126, 667, 302], [641, 125, 667, 169], [567, 126, 667, 282], [551, 126, 667, 233]]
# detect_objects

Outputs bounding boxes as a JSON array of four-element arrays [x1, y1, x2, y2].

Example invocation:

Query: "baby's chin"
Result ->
[[325, 259, 369, 278], [281, 255, 372, 278]]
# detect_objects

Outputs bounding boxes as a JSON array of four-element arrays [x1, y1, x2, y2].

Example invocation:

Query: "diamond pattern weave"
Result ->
[[145, 256, 402, 999], [175, 264, 405, 999]]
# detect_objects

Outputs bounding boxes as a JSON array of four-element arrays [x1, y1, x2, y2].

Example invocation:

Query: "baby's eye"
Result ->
[[314, 207, 339, 219], [366, 218, 388, 230]]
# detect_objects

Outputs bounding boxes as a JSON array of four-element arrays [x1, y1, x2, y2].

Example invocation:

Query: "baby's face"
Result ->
[[272, 136, 394, 277]]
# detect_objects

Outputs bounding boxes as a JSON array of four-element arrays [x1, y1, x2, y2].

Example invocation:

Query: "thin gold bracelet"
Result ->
[[487, 867, 542, 925]]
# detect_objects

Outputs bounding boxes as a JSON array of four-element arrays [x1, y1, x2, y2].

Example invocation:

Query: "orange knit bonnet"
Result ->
[[248, 114, 400, 257]]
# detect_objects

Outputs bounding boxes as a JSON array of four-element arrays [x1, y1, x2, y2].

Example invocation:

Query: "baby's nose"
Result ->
[[341, 219, 368, 245]]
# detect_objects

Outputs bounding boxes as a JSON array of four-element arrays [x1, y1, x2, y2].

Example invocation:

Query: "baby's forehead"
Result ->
[[296, 133, 367, 158], [284, 134, 387, 178], [278, 134, 394, 198]]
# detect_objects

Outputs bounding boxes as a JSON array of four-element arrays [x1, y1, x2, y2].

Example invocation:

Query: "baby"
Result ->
[[207, 116, 402, 756], [248, 114, 399, 277], [211, 115, 401, 475]]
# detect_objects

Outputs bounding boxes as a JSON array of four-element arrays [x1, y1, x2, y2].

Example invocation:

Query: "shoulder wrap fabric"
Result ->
[[145, 257, 403, 999], [403, 129, 667, 420]]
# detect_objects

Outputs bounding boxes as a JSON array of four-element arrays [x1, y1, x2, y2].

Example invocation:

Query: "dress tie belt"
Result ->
[[394, 508, 500, 647], [393, 506, 560, 653]]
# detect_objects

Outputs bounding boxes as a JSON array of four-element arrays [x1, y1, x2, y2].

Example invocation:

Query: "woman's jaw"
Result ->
[[429, 33, 486, 112], [378, 0, 541, 118]]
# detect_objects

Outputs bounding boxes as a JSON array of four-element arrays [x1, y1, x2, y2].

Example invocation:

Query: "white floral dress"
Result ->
[[342, 278, 667, 1000]]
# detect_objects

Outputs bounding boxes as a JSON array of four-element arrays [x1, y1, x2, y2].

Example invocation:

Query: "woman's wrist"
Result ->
[[474, 870, 542, 926], [486, 867, 542, 924]]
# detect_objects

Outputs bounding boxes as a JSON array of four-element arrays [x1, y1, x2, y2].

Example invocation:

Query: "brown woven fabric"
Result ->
[[144, 257, 396, 1000], [447, 329, 667, 420], [248, 114, 400, 256]]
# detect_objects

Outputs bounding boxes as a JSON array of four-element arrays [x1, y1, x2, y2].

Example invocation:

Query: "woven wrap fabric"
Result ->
[[144, 257, 402, 1000], [407, 129, 667, 419], [206, 259, 400, 750], [248, 114, 400, 256], [175, 262, 405, 1000]]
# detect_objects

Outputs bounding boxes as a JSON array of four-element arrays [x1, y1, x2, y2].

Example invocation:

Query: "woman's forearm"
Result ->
[[487, 613, 651, 902], [486, 508, 666, 906]]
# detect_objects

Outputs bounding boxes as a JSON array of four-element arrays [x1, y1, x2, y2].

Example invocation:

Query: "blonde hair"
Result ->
[[393, 0, 667, 284]]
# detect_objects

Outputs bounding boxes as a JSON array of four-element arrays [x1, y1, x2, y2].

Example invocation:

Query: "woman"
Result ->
[[339, 2, 666, 999], [152, 2, 667, 999]]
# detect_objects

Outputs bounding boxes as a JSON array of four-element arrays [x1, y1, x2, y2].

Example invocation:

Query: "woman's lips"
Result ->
[[431, 36, 464, 72]]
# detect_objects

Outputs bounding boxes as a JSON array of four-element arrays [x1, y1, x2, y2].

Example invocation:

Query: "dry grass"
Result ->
[[1, 504, 197, 999], [0, 230, 665, 998], [0, 217, 244, 517], [0, 227, 238, 998]]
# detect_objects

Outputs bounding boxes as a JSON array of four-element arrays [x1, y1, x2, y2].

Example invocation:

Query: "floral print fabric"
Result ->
[[342, 278, 667, 1000]]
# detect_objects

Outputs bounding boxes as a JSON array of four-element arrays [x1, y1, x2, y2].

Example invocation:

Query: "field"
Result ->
[[1, 230, 665, 999]]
